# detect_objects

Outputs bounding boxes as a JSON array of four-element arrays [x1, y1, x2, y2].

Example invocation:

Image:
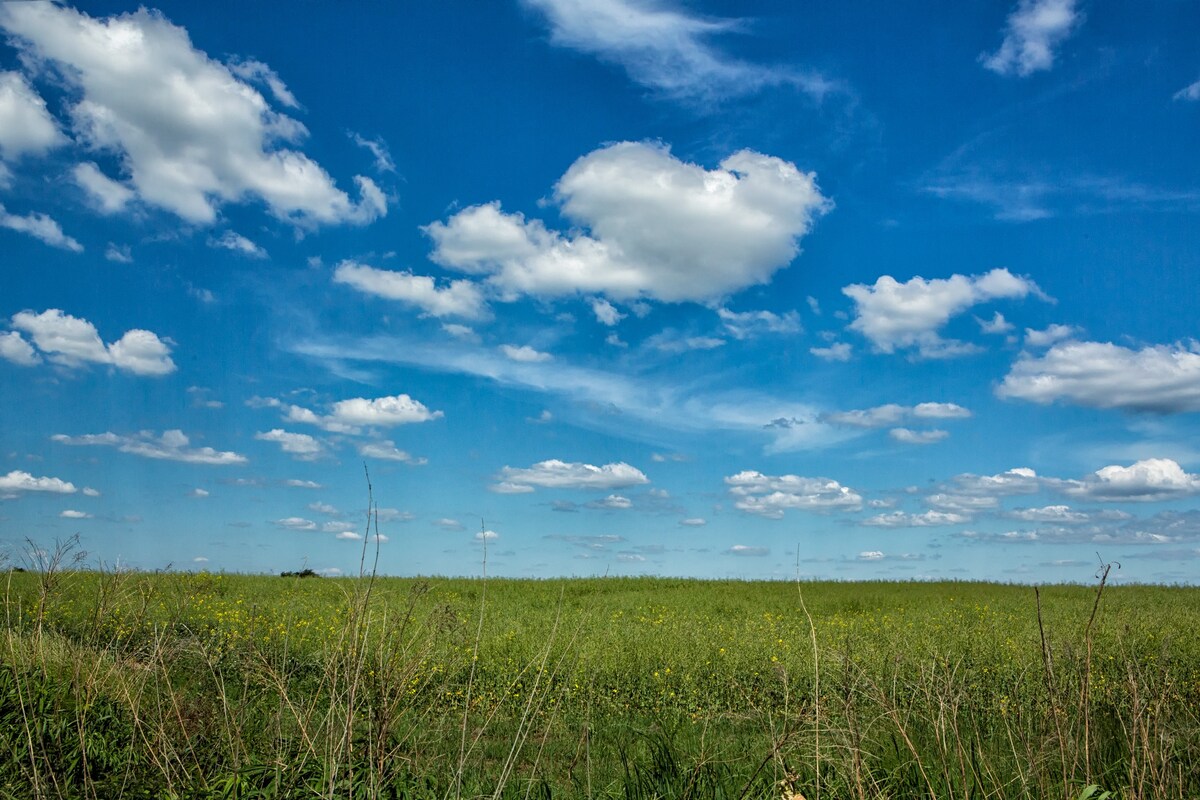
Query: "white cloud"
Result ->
[[643, 331, 724, 353], [59, 509, 92, 519], [1023, 324, 1077, 348], [0, 470, 77, 496], [998, 340, 1200, 413], [329, 394, 443, 427], [0, 331, 40, 366], [0, 4, 384, 227], [72, 162, 135, 214], [1008, 504, 1090, 523], [591, 297, 625, 326], [82, 487, 100, 497], [858, 550, 885, 561], [810, 342, 852, 362], [495, 459, 649, 492], [190, 488, 209, 498], [926, 493, 1000, 513], [11, 309, 175, 375], [52, 429, 246, 465], [862, 510, 969, 528], [435, 518, 464, 531], [889, 427, 949, 445], [1175, 79, 1200, 102], [333, 260, 488, 320], [591, 494, 632, 509], [679, 517, 706, 527], [977, 311, 1013, 334], [725, 470, 862, 518], [425, 141, 829, 304], [105, 243, 132, 263], [210, 231, 267, 259], [523, 0, 830, 104], [825, 402, 970, 429], [275, 517, 317, 531], [359, 440, 423, 463], [500, 344, 553, 363], [727, 544, 769, 557], [717, 307, 801, 340], [982, 0, 1081, 77], [0, 70, 62, 158], [349, 132, 395, 173], [255, 429, 323, 459], [285, 479, 322, 489], [950, 467, 1041, 497], [227, 58, 299, 108], [1056, 458, 1200, 502], [0, 204, 83, 251], [442, 323, 477, 340], [475, 529, 499, 541], [844, 268, 1044, 357]]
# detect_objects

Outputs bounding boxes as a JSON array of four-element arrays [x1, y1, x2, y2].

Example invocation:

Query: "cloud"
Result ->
[[589, 494, 632, 509], [359, 440, 423, 463], [59, 509, 91, 519], [72, 163, 135, 214], [926, 493, 1000, 513], [255, 429, 323, 459], [425, 141, 829, 304], [105, 243, 132, 263], [0, 470, 77, 496], [998, 340, 1200, 413], [500, 344, 553, 363], [475, 529, 499, 541], [727, 544, 769, 557], [982, 0, 1081, 77], [0, 331, 40, 366], [977, 312, 1013, 334], [210, 231, 268, 259], [333, 260, 488, 319], [349, 132, 395, 173], [1055, 458, 1200, 502], [643, 331, 724, 353], [0, 205, 83, 251], [275, 517, 317, 531], [434, 518, 464, 531], [1007, 504, 1095, 523], [52, 429, 247, 465], [950, 466, 1041, 496], [810, 342, 852, 362], [0, 70, 62, 159], [522, 0, 831, 105], [0, 4, 384, 227], [10, 309, 175, 375], [227, 58, 299, 108], [824, 402, 970, 428], [725, 470, 862, 518], [1024, 324, 1077, 348], [494, 459, 649, 492], [284, 394, 443, 433], [591, 298, 625, 326], [889, 427, 949, 445], [844, 268, 1044, 357], [1175, 79, 1200, 102], [862, 510, 969, 528], [717, 307, 801, 340], [679, 517, 706, 526], [285, 479, 322, 489]]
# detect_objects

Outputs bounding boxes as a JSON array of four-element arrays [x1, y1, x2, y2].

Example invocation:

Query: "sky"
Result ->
[[2, 0, 1200, 583]]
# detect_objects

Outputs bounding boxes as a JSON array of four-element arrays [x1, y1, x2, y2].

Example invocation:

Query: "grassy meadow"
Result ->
[[2, 550, 1198, 798]]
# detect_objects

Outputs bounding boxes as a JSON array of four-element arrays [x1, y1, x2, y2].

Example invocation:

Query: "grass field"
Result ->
[[2, 546, 1198, 798]]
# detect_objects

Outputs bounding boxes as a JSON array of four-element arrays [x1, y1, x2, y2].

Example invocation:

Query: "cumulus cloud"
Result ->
[[977, 312, 1013, 334], [522, 0, 831, 104], [425, 141, 829, 304], [494, 459, 649, 492], [0, 4, 384, 226], [810, 342, 852, 362], [0, 71, 62, 159], [982, 0, 1081, 77], [10, 309, 175, 375], [0, 331, 40, 366], [52, 429, 246, 465], [255, 429, 323, 459], [725, 470, 862, 518], [1055, 458, 1200, 502], [210, 231, 267, 259], [0, 205, 83, 251], [591, 298, 625, 326], [889, 427, 949, 445], [998, 340, 1200, 413], [0, 469, 77, 496], [59, 509, 91, 519], [275, 517, 317, 531], [475, 529, 500, 541], [1024, 323, 1077, 348], [844, 268, 1043, 357], [862, 510, 969, 528], [1007, 504, 1098, 523], [824, 402, 970, 429], [333, 260, 488, 320], [500, 344, 553, 363], [285, 394, 443, 433], [589, 494, 632, 509], [727, 544, 770, 557], [359, 440, 423, 463], [950, 466, 1041, 496], [72, 162, 135, 214], [926, 493, 1000, 513]]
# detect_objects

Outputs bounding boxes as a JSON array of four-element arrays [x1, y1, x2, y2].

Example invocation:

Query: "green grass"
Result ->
[[2, 562, 1199, 798]]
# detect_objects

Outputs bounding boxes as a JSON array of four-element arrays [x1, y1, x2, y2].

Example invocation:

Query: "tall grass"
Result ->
[[1, 544, 1198, 798]]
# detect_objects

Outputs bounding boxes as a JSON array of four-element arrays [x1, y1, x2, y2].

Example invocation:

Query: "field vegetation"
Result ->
[[1, 539, 1198, 798]]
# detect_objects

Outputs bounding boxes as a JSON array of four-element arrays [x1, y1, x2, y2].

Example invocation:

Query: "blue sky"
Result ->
[[2, 0, 1200, 582]]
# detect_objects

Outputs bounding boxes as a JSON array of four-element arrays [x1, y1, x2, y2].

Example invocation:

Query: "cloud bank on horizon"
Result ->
[[1, 0, 1199, 583]]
